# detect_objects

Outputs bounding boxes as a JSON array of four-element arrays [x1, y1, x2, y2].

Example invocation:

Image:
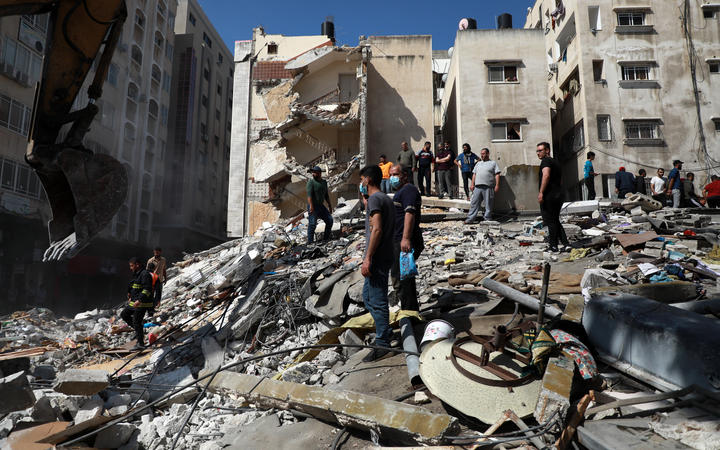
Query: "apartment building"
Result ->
[[155, 0, 233, 258], [525, 0, 720, 198], [228, 27, 433, 236]]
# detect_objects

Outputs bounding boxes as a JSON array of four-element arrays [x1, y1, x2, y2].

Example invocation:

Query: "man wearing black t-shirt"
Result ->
[[536, 142, 569, 253], [388, 164, 424, 312]]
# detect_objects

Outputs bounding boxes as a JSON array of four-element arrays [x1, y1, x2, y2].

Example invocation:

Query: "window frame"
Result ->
[[487, 65, 519, 83], [623, 120, 663, 144], [597, 115, 612, 141], [490, 121, 523, 142], [621, 65, 651, 81], [617, 11, 645, 26]]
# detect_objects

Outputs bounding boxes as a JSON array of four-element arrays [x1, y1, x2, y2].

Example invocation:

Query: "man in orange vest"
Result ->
[[121, 257, 154, 349]]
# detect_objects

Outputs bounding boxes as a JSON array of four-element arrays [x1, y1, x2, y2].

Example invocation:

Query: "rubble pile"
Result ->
[[2, 193, 720, 449]]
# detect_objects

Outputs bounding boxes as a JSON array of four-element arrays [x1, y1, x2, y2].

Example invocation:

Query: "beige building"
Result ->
[[440, 26, 552, 208], [228, 27, 434, 236], [525, 0, 720, 198], [155, 0, 233, 257]]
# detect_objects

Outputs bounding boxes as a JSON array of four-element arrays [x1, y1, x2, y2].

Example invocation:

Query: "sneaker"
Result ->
[[131, 342, 146, 351], [547, 246, 560, 253], [362, 348, 391, 362], [560, 245, 572, 253], [464, 219, 475, 224]]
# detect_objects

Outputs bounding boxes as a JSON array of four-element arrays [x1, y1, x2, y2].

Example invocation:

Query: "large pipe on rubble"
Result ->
[[670, 298, 720, 315], [481, 278, 563, 319], [400, 318, 422, 386]]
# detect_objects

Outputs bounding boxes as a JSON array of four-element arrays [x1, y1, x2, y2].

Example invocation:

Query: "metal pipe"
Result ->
[[538, 262, 551, 324], [481, 278, 562, 319], [400, 317, 421, 387]]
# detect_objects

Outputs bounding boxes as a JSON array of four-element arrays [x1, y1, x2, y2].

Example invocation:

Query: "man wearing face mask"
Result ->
[[306, 166, 333, 244], [359, 165, 395, 362], [455, 143, 479, 199], [388, 164, 423, 312]]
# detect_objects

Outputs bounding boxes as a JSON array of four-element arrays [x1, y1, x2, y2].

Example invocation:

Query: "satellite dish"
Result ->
[[459, 18, 470, 30]]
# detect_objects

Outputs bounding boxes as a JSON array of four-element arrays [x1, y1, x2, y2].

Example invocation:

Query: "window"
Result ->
[[268, 42, 278, 54], [0, 94, 32, 136], [127, 82, 139, 101], [151, 64, 161, 84], [215, 109, 221, 120], [156, 0, 166, 16], [1, 38, 43, 87], [0, 157, 43, 199], [189, 13, 196, 26], [588, 6, 601, 31], [148, 100, 159, 118], [593, 60, 604, 82], [561, 120, 585, 155], [162, 71, 171, 93], [160, 105, 169, 126], [131, 45, 142, 66], [713, 119, 720, 132], [217, 53, 223, 64], [168, 12, 176, 29], [21, 14, 49, 34], [597, 115, 611, 141], [703, 8, 718, 19], [201, 95, 208, 107], [202, 32, 212, 48], [135, 9, 145, 28], [622, 65, 651, 81], [214, 135, 220, 146], [625, 121, 660, 140], [108, 63, 119, 86], [165, 42, 174, 61], [710, 61, 720, 74], [617, 11, 645, 26], [217, 83, 222, 95], [203, 67, 210, 80], [488, 65, 518, 83], [491, 121, 522, 141]]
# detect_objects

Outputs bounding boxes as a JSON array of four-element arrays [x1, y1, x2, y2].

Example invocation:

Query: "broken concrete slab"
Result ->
[[593, 281, 697, 304], [561, 200, 599, 215], [94, 423, 137, 449], [32, 365, 56, 381], [0, 371, 36, 414], [584, 294, 720, 391], [74, 395, 103, 424], [203, 369, 458, 445], [534, 357, 575, 423], [31, 396, 61, 423], [201, 336, 224, 372], [150, 366, 198, 406], [578, 418, 691, 450], [53, 369, 109, 396]]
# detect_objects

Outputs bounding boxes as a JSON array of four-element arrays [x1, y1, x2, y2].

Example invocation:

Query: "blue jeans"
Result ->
[[362, 270, 391, 347], [307, 204, 333, 243], [380, 179, 391, 193]]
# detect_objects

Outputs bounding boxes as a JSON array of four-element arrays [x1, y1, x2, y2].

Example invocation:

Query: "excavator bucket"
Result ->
[[39, 148, 128, 261]]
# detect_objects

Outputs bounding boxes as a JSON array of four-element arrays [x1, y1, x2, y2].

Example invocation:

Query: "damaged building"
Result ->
[[228, 24, 433, 236]]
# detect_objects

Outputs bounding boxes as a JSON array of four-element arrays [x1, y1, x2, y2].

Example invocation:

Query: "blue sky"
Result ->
[[198, 0, 535, 52]]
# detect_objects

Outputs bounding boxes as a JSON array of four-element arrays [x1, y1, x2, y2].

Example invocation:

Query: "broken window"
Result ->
[[188, 13, 196, 26], [617, 11, 645, 26], [597, 115, 611, 141], [491, 122, 522, 141], [203, 32, 212, 48], [588, 6, 601, 30], [710, 61, 720, 74], [713, 119, 720, 132], [488, 65, 518, 83], [621, 65, 651, 81], [625, 121, 660, 140], [267, 42, 278, 55], [703, 6, 719, 19], [593, 60, 604, 82]]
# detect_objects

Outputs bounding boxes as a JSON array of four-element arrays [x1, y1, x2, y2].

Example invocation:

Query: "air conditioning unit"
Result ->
[[549, 63, 558, 72]]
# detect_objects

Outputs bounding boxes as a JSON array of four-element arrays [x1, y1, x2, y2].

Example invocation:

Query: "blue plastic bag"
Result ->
[[399, 250, 418, 280]]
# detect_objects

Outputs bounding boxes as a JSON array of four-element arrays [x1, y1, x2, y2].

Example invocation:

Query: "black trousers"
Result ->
[[584, 177, 595, 200], [618, 188, 632, 199], [417, 166, 431, 195], [461, 171, 473, 198], [390, 240, 423, 311], [540, 196, 568, 249], [154, 281, 163, 307], [121, 307, 148, 345], [708, 196, 720, 208]]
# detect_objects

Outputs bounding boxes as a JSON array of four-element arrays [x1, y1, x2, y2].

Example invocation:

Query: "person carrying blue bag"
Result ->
[[388, 163, 424, 311]]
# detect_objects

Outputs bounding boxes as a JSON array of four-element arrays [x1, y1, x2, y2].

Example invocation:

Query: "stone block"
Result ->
[[31, 396, 61, 422], [54, 369, 109, 396], [150, 366, 198, 406], [32, 365, 56, 380], [74, 395, 104, 423], [94, 423, 137, 449], [0, 358, 30, 378], [534, 357, 575, 423], [338, 329, 364, 357], [561, 200, 599, 215], [0, 371, 36, 414]]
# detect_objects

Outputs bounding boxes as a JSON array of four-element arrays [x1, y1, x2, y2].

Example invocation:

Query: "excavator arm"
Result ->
[[0, 0, 128, 260]]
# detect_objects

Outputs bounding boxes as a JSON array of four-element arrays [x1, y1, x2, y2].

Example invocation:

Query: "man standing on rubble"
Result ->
[[537, 142, 569, 253], [667, 160, 684, 208], [388, 164, 423, 312], [465, 148, 501, 224], [614, 167, 635, 199], [397, 141, 416, 185], [359, 164, 395, 362], [435, 142, 455, 199], [306, 166, 333, 244], [121, 257, 154, 349], [455, 143, 479, 199], [416, 141, 434, 196], [583, 152, 596, 200], [147, 247, 167, 308]]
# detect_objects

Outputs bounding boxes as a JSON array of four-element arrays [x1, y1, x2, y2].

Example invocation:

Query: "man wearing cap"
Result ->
[[614, 166, 635, 199], [667, 160, 683, 208], [306, 166, 333, 244]]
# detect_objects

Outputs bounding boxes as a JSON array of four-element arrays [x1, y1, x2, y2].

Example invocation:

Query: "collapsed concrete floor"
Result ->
[[2, 194, 720, 449]]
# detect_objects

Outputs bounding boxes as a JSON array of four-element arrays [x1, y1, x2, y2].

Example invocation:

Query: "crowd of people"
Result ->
[[583, 152, 719, 209]]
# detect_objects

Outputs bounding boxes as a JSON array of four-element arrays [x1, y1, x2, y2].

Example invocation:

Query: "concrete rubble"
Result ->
[[1, 197, 720, 448]]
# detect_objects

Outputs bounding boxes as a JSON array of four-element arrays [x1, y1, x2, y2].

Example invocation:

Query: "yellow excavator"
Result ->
[[0, 0, 128, 260]]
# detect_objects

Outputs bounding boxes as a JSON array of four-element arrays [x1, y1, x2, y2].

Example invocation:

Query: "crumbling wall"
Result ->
[[262, 80, 298, 125]]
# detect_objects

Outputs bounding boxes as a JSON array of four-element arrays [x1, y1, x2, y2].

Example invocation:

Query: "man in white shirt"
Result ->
[[465, 148, 501, 223], [650, 168, 667, 205]]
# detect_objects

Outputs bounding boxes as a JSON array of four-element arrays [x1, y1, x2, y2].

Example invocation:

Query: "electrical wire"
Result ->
[[59, 343, 419, 448]]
